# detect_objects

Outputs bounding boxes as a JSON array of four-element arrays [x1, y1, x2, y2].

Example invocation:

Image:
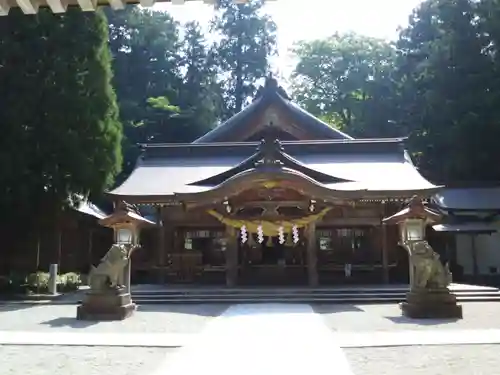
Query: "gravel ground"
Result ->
[[345, 345, 500, 375], [314, 302, 500, 332], [0, 304, 229, 333], [0, 346, 176, 375]]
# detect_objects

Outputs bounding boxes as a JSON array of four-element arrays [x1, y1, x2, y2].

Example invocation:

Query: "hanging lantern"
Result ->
[[223, 200, 232, 214], [257, 225, 264, 244], [292, 225, 299, 244], [240, 225, 248, 244], [278, 226, 285, 244], [309, 199, 316, 212]]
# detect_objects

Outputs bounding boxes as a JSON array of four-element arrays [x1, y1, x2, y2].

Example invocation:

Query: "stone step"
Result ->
[[132, 286, 500, 295], [133, 290, 500, 297], [131, 293, 500, 304]]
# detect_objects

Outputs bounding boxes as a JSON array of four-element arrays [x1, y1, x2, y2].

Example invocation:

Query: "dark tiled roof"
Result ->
[[109, 137, 438, 199], [140, 138, 407, 159], [432, 188, 500, 211], [193, 77, 353, 143], [189, 137, 351, 186]]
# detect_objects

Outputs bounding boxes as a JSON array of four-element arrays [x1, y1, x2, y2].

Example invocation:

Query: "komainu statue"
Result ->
[[89, 243, 136, 292], [408, 240, 452, 290]]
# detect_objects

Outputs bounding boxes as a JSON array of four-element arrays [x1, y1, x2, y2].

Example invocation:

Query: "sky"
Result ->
[[154, 0, 424, 77]]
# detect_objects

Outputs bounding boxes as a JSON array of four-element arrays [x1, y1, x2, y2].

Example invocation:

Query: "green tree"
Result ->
[[291, 32, 400, 137], [0, 9, 122, 229], [107, 9, 221, 182], [107, 7, 182, 180], [180, 21, 223, 131], [211, 0, 277, 118], [395, 0, 500, 183]]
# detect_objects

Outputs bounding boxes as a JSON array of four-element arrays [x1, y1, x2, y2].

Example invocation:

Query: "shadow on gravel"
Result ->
[[40, 317, 98, 329], [312, 304, 364, 314], [136, 303, 231, 317], [385, 315, 460, 326]]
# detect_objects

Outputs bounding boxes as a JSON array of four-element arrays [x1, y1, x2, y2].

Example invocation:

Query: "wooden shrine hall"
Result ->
[[108, 76, 441, 286]]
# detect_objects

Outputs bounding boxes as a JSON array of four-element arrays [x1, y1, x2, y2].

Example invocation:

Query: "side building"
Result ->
[[431, 187, 500, 285], [108, 77, 440, 286]]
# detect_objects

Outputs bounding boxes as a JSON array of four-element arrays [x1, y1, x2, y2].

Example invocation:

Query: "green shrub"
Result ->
[[15, 271, 82, 294], [0, 273, 27, 294], [26, 272, 50, 293], [57, 272, 81, 292]]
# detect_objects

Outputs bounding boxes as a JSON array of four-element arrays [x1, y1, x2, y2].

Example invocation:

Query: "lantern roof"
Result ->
[[383, 196, 442, 224], [99, 201, 156, 228]]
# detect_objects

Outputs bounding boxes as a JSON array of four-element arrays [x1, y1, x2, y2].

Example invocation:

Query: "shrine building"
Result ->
[[107, 76, 440, 286]]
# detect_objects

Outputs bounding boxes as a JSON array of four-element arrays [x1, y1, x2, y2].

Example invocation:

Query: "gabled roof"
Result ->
[[431, 187, 500, 211], [193, 76, 353, 143], [383, 196, 442, 225], [99, 201, 156, 228], [190, 129, 351, 187], [108, 138, 440, 203], [73, 200, 107, 220], [432, 222, 498, 234]]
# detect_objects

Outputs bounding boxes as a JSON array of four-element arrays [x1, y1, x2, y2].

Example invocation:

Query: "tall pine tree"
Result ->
[[0, 9, 122, 230], [211, 0, 277, 118]]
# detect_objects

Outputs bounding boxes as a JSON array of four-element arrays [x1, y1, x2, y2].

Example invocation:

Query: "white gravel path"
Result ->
[[315, 302, 500, 332], [0, 304, 229, 333], [154, 303, 353, 375], [0, 346, 177, 375], [345, 345, 500, 375]]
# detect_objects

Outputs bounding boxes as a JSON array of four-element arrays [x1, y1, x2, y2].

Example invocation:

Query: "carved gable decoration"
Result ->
[[242, 106, 310, 142], [193, 75, 353, 143]]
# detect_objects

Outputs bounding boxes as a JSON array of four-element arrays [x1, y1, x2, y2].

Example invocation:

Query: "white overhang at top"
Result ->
[[108, 152, 440, 202], [1, 0, 273, 16]]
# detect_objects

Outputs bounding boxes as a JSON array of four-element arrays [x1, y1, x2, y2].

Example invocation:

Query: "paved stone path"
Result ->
[[336, 328, 500, 347], [3, 301, 500, 374], [0, 331, 192, 347], [5, 328, 500, 349], [152, 303, 354, 375]]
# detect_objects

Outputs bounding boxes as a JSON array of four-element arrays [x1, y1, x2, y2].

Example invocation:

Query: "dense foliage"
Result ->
[[211, 0, 277, 118], [291, 0, 500, 184], [3, 0, 500, 248], [0, 9, 121, 231]]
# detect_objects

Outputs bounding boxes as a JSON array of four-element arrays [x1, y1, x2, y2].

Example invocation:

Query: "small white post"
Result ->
[[49, 263, 58, 295]]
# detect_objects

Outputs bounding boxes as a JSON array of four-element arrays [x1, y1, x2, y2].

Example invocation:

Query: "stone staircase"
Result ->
[[130, 283, 500, 304]]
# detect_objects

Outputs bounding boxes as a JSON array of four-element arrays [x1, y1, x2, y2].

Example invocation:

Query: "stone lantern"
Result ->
[[383, 196, 463, 319], [77, 201, 155, 321], [98, 201, 156, 291]]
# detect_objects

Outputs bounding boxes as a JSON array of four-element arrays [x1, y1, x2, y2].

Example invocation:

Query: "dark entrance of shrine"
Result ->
[[238, 235, 308, 286]]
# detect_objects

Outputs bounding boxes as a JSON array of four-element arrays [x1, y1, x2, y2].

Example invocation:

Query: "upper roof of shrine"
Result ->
[[108, 135, 441, 204], [107, 75, 441, 204], [193, 75, 353, 143]]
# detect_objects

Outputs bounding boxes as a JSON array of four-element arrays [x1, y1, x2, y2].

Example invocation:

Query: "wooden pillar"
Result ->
[[381, 224, 389, 284], [471, 234, 478, 281], [306, 223, 319, 287], [157, 206, 166, 284], [225, 226, 238, 287], [87, 228, 94, 266]]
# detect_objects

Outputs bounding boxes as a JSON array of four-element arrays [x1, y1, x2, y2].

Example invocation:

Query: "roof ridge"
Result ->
[[192, 76, 355, 143], [141, 137, 407, 149]]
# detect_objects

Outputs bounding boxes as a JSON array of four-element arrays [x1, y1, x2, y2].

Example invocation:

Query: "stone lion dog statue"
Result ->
[[89, 243, 136, 292], [409, 240, 452, 290]]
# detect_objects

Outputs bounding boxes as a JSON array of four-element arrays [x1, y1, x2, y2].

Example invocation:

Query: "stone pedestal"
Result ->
[[77, 287, 136, 321], [400, 288, 463, 319]]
